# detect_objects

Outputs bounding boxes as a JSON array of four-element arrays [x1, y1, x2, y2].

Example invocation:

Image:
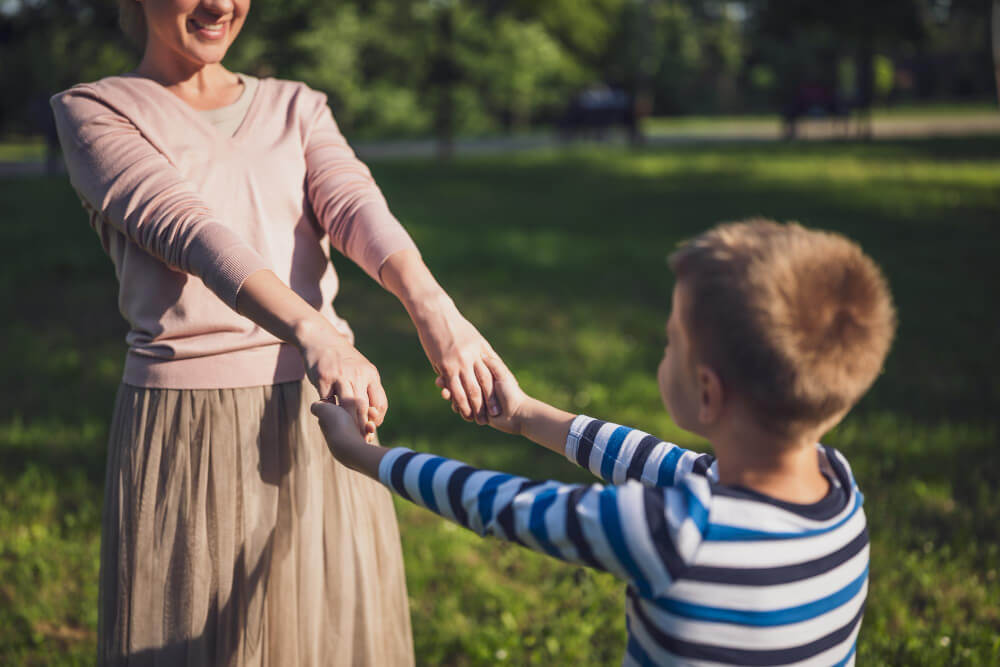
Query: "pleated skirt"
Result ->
[[97, 379, 414, 666]]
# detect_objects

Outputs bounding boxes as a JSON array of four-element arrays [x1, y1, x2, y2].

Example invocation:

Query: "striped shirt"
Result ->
[[378, 415, 867, 665]]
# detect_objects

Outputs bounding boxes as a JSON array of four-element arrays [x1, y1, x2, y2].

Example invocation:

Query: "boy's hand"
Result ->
[[437, 357, 528, 435], [311, 401, 385, 477]]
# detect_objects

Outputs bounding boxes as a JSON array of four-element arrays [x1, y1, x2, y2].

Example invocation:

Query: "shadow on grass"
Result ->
[[1, 136, 999, 662]]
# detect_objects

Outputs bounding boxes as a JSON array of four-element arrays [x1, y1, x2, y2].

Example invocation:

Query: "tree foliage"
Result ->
[[0, 0, 994, 138]]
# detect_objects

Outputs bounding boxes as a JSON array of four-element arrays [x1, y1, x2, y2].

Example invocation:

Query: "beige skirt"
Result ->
[[98, 379, 413, 666]]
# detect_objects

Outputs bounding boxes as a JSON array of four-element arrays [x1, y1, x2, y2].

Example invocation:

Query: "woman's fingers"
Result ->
[[460, 369, 484, 423], [473, 360, 497, 417], [334, 380, 369, 434], [446, 373, 472, 420], [367, 381, 388, 427]]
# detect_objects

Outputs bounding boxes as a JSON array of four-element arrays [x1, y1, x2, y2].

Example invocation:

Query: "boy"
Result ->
[[313, 219, 896, 665]]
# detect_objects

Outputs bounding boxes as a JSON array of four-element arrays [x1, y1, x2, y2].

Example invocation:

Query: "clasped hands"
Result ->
[[301, 295, 511, 440]]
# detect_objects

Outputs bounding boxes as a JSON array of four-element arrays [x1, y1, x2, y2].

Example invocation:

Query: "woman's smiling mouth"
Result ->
[[189, 18, 228, 40]]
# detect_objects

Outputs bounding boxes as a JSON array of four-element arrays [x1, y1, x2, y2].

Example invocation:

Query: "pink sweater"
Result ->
[[51, 76, 417, 389]]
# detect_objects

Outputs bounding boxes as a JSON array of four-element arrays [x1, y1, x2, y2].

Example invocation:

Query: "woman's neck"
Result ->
[[134, 53, 241, 110]]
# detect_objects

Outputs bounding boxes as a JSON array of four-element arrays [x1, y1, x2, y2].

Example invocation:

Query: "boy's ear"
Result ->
[[695, 364, 724, 425]]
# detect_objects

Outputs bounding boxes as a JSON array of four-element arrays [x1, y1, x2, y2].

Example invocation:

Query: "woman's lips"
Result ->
[[189, 18, 228, 40]]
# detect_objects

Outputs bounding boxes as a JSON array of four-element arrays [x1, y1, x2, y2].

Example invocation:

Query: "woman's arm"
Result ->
[[51, 88, 269, 309], [53, 89, 383, 437], [302, 90, 506, 424], [237, 270, 385, 437], [379, 248, 504, 424]]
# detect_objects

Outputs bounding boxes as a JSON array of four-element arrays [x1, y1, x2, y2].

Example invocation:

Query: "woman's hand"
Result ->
[[235, 270, 389, 439], [379, 248, 508, 424], [438, 356, 527, 435], [295, 318, 387, 440], [412, 292, 507, 424]]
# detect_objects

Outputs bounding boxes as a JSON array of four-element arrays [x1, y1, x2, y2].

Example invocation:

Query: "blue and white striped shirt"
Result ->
[[378, 415, 867, 666]]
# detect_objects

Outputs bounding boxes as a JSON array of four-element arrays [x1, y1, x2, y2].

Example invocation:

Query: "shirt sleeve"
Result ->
[[303, 92, 417, 286], [565, 415, 715, 487], [378, 448, 708, 596], [50, 88, 271, 310]]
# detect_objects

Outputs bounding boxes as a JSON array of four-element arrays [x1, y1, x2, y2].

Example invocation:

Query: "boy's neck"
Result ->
[[709, 415, 830, 505]]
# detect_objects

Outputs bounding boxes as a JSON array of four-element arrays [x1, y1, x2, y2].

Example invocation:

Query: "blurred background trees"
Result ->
[[0, 0, 996, 139]]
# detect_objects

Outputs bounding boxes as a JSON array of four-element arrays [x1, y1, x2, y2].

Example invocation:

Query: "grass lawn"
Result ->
[[1, 136, 998, 665], [643, 101, 998, 136], [0, 140, 45, 162]]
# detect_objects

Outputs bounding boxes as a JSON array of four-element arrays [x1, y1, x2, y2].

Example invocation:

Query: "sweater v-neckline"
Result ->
[[119, 73, 265, 143]]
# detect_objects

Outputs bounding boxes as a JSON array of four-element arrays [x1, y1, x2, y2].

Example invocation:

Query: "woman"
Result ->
[[51, 0, 502, 664]]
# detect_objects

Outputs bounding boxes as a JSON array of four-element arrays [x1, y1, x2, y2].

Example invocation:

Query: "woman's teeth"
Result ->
[[192, 20, 225, 33]]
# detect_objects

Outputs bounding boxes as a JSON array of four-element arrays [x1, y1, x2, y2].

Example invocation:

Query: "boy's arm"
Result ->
[[311, 401, 697, 593], [562, 415, 713, 487], [477, 359, 713, 488]]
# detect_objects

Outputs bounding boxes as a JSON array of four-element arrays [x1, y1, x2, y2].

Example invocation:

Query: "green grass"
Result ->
[[643, 101, 999, 136], [0, 139, 45, 162], [2, 137, 999, 664]]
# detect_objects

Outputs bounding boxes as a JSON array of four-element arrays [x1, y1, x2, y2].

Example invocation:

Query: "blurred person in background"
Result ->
[[50, 0, 505, 664]]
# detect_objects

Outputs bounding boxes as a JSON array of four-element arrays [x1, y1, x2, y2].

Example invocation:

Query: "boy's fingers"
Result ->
[[440, 386, 452, 401], [434, 376, 446, 388]]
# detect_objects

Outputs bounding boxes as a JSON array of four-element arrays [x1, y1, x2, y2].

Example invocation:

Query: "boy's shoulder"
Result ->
[[691, 444, 862, 543]]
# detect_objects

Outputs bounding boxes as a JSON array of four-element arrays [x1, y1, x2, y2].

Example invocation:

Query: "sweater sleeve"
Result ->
[[378, 448, 706, 594], [303, 92, 417, 285], [50, 88, 271, 309], [565, 415, 715, 487]]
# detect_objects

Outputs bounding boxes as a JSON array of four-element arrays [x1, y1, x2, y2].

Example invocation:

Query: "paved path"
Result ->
[[3, 113, 998, 176]]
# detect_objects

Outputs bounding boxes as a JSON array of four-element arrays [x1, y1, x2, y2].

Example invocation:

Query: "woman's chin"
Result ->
[[180, 46, 230, 68]]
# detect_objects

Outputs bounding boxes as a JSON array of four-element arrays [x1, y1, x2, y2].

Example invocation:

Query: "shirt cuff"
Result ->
[[378, 446, 415, 491], [348, 201, 419, 287], [186, 224, 272, 309], [565, 414, 595, 463]]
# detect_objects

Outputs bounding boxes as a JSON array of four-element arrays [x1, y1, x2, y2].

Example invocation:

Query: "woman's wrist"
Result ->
[[380, 249, 446, 312], [406, 290, 457, 330], [291, 313, 349, 353]]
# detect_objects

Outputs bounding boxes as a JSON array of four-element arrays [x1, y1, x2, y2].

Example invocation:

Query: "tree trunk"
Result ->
[[432, 6, 457, 161], [993, 0, 1000, 105]]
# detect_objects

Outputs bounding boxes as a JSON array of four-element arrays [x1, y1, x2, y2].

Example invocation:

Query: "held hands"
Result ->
[[414, 293, 507, 425], [311, 400, 384, 477], [437, 356, 528, 435], [295, 318, 386, 441]]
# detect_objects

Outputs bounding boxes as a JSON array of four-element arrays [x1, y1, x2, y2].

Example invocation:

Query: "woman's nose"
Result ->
[[199, 0, 236, 16]]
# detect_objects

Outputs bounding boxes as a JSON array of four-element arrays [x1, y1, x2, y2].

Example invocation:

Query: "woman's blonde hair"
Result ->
[[118, 0, 147, 49]]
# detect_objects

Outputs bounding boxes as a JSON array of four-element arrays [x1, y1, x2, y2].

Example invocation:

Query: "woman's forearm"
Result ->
[[379, 248, 501, 421], [379, 248, 452, 325], [235, 269, 345, 349], [237, 269, 386, 435]]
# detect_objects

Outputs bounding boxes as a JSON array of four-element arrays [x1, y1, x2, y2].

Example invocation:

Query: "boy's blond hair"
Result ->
[[669, 219, 896, 436]]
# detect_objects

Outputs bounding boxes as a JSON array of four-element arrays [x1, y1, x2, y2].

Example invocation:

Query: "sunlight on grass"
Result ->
[[2, 138, 999, 663]]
